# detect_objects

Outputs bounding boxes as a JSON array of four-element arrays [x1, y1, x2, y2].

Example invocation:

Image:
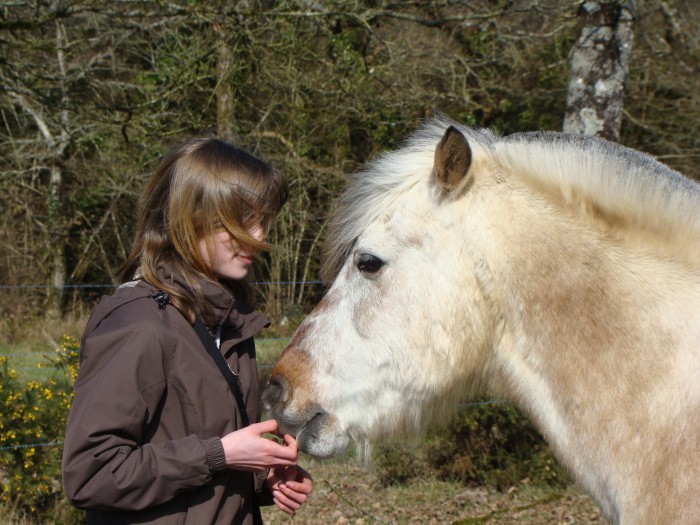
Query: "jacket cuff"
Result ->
[[203, 437, 227, 474]]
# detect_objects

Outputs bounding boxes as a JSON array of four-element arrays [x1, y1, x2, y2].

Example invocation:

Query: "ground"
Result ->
[[261, 456, 607, 525]]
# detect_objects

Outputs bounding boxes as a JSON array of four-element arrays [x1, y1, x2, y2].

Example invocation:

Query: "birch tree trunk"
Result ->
[[563, 1, 635, 141], [46, 18, 71, 316]]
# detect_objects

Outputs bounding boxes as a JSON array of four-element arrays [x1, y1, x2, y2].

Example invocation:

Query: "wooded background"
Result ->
[[1, 0, 698, 328]]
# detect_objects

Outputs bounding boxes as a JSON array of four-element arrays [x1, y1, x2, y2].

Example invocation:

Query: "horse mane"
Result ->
[[497, 130, 700, 259], [322, 117, 700, 280]]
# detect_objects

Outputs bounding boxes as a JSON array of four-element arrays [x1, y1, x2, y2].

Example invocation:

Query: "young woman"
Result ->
[[62, 138, 312, 524]]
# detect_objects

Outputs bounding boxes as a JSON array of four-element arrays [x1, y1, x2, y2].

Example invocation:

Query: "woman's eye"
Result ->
[[356, 254, 385, 274]]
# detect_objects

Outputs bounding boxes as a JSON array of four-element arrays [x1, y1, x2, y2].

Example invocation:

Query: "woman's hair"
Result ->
[[120, 137, 288, 324]]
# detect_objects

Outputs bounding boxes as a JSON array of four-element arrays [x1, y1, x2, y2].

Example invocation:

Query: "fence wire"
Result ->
[[0, 398, 510, 452], [1, 279, 507, 452], [0, 280, 323, 289]]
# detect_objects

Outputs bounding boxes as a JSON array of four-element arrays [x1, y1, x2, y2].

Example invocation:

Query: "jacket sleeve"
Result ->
[[62, 309, 227, 511]]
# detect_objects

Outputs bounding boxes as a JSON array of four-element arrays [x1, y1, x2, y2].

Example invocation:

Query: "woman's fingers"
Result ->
[[273, 485, 307, 514], [251, 419, 278, 435]]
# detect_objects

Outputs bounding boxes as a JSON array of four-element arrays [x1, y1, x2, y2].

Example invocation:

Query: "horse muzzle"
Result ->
[[263, 374, 349, 457]]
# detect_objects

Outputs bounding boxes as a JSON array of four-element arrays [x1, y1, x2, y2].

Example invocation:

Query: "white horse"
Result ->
[[264, 118, 700, 525]]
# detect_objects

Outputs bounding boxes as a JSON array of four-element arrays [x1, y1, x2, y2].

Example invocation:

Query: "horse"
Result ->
[[263, 118, 700, 525]]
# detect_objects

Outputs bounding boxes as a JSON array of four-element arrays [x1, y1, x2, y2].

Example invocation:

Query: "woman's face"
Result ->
[[198, 224, 264, 280]]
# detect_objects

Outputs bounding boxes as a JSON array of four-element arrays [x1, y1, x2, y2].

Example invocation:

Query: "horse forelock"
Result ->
[[322, 119, 700, 280]]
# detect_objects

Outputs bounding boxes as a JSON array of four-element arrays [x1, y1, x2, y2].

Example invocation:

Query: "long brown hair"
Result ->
[[120, 137, 288, 324]]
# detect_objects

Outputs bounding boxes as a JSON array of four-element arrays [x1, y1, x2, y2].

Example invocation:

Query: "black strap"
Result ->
[[192, 316, 251, 427], [151, 291, 250, 427]]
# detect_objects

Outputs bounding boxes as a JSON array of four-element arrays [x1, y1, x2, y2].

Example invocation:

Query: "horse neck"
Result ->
[[482, 190, 700, 521], [486, 201, 616, 418]]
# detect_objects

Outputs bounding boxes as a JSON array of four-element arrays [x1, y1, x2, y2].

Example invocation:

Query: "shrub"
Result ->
[[375, 400, 569, 490], [0, 336, 82, 524]]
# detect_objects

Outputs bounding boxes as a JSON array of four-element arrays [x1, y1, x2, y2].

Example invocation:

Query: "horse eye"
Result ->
[[356, 254, 385, 274]]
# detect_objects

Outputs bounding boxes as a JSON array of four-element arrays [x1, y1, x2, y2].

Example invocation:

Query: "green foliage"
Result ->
[[3, 1, 699, 323], [0, 337, 82, 524], [375, 401, 569, 491]]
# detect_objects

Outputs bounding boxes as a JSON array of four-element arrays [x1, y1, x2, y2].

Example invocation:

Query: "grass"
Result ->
[[260, 452, 604, 525], [0, 312, 290, 386], [0, 508, 31, 525], [0, 316, 85, 385], [1, 353, 55, 384], [253, 336, 290, 364]]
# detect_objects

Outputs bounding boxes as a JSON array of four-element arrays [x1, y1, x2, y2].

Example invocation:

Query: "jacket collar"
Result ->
[[156, 263, 269, 341]]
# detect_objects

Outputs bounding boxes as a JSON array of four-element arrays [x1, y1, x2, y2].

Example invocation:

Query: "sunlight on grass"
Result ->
[[255, 337, 290, 365], [1, 332, 289, 386]]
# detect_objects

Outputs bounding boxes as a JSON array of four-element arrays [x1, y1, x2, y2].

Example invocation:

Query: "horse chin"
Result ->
[[295, 412, 350, 458]]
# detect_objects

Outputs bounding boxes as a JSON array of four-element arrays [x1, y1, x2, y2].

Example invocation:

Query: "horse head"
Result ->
[[264, 124, 501, 457]]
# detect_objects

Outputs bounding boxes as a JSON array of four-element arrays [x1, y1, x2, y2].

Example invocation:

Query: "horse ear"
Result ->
[[434, 126, 472, 193]]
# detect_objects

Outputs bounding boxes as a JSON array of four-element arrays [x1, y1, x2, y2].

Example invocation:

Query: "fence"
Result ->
[[0, 280, 509, 453], [0, 282, 325, 289], [0, 401, 510, 453], [0, 279, 329, 322]]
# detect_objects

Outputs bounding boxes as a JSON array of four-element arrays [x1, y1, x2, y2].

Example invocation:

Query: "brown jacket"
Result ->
[[62, 271, 271, 524]]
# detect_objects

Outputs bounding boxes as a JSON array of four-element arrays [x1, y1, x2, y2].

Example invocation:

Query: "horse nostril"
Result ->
[[263, 376, 287, 408]]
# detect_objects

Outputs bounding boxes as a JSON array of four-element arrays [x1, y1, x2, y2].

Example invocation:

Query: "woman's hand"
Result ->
[[267, 462, 313, 516], [220, 419, 297, 471]]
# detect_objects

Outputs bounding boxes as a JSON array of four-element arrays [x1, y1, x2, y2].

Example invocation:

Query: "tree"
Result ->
[[1, 0, 698, 327], [2, 9, 74, 316], [563, 1, 636, 140]]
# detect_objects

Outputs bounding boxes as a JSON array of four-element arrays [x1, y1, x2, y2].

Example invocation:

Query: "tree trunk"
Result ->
[[214, 22, 236, 142], [46, 18, 70, 317], [563, 1, 635, 141], [47, 163, 66, 316]]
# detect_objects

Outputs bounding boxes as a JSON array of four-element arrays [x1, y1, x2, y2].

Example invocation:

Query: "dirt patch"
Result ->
[[261, 456, 608, 525]]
